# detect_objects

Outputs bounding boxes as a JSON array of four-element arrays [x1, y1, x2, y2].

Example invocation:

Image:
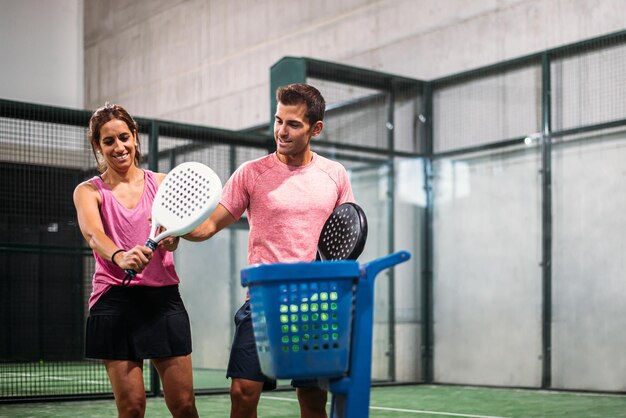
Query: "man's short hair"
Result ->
[[276, 83, 325, 125]]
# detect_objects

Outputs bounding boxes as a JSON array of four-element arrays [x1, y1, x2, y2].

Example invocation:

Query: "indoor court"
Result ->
[[1, 1, 625, 417], [2, 385, 625, 417]]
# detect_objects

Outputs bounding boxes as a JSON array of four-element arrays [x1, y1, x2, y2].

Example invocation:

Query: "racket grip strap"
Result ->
[[122, 270, 135, 287]]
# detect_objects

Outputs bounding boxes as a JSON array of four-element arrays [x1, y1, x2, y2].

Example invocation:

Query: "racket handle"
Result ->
[[121, 239, 159, 286], [144, 238, 158, 251]]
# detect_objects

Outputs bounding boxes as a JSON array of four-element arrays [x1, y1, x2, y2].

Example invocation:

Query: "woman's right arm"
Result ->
[[73, 182, 151, 272]]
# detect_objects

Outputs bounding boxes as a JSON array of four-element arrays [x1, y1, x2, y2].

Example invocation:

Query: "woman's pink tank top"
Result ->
[[88, 170, 180, 308]]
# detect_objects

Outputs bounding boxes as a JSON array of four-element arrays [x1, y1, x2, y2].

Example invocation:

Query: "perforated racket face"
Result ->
[[317, 203, 368, 261], [152, 162, 222, 237]]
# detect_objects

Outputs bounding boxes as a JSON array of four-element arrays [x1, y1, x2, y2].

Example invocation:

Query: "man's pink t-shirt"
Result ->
[[88, 170, 180, 308], [220, 152, 355, 265]]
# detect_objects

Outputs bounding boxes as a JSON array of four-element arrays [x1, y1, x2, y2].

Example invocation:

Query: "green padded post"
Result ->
[[269, 57, 307, 133]]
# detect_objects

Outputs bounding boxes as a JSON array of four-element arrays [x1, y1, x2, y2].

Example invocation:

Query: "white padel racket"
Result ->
[[122, 161, 222, 286]]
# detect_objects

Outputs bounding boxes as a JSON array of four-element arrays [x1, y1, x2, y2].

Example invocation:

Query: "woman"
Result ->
[[73, 103, 198, 418]]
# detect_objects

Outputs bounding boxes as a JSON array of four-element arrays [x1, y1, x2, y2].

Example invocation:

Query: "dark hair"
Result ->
[[276, 83, 325, 125], [87, 103, 141, 172]]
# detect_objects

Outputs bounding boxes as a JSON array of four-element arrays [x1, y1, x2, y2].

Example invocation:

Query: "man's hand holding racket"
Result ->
[[157, 233, 180, 252]]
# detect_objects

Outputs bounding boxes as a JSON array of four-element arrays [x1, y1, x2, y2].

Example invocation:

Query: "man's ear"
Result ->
[[311, 120, 324, 137]]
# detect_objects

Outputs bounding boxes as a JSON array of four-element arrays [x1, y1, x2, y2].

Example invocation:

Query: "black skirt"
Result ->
[[85, 285, 192, 360]]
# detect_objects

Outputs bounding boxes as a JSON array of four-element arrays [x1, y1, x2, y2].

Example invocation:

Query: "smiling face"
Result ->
[[95, 118, 138, 173], [273, 101, 323, 166], [88, 103, 141, 173]]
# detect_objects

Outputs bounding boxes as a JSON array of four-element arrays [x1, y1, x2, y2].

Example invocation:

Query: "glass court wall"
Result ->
[[428, 31, 626, 391]]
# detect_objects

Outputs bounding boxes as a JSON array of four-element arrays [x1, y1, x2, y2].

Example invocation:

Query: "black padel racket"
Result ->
[[316, 202, 368, 261], [122, 161, 222, 286]]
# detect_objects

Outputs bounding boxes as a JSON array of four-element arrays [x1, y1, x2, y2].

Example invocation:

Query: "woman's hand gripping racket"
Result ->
[[316, 202, 368, 261], [122, 162, 222, 286]]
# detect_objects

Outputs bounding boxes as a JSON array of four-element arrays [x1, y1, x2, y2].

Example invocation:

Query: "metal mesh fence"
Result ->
[[552, 35, 626, 133], [0, 100, 272, 400], [308, 77, 390, 150], [432, 61, 542, 153]]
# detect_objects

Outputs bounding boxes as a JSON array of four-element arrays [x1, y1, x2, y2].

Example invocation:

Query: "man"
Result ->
[[186, 83, 354, 418]]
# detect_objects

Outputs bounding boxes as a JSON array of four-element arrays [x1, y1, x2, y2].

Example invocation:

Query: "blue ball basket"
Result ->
[[241, 260, 359, 380], [241, 251, 411, 418]]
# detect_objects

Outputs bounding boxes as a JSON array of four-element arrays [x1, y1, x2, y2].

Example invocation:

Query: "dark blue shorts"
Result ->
[[226, 301, 320, 390], [85, 285, 192, 361]]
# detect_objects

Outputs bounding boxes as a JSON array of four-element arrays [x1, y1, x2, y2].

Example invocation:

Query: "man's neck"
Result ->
[[276, 150, 313, 167]]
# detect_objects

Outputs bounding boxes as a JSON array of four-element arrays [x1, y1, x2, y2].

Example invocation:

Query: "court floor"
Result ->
[[1, 384, 625, 417]]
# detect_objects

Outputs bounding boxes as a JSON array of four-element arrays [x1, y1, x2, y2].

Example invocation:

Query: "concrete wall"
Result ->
[[0, 0, 83, 108], [83, 0, 626, 128]]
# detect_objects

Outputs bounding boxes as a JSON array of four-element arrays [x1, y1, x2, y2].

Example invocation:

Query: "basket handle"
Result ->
[[360, 251, 411, 280]]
